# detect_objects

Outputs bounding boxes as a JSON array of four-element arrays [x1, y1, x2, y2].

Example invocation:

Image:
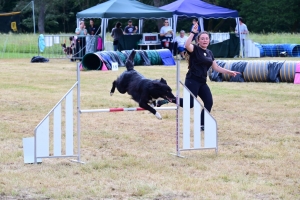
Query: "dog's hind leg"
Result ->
[[110, 80, 116, 96]]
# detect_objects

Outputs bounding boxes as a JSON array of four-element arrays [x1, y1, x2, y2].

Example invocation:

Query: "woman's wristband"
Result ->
[[190, 31, 197, 35]]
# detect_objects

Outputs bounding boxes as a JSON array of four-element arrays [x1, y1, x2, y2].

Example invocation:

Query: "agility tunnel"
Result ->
[[81, 49, 175, 70], [209, 60, 299, 83], [256, 43, 300, 57]]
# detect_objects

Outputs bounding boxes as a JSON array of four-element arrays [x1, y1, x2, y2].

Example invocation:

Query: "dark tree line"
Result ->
[[0, 0, 299, 33]]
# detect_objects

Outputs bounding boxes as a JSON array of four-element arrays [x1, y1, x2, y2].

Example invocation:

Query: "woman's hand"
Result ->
[[192, 24, 199, 33], [229, 71, 241, 77]]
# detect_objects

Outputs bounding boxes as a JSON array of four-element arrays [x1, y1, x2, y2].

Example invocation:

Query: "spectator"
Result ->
[[88, 19, 100, 35], [75, 20, 87, 60], [174, 30, 188, 59], [111, 22, 124, 51], [124, 20, 138, 35], [235, 17, 248, 56], [159, 19, 173, 51]]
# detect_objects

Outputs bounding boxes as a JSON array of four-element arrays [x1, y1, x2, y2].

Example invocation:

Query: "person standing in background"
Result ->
[[111, 22, 124, 51], [124, 20, 138, 35], [88, 19, 99, 35], [235, 17, 248, 56], [86, 19, 100, 53], [75, 20, 87, 60]]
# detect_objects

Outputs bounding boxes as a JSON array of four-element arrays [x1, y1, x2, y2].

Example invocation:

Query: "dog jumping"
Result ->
[[110, 50, 175, 120]]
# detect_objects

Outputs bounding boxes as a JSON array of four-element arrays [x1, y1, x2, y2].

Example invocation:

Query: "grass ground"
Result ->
[[0, 58, 299, 199]]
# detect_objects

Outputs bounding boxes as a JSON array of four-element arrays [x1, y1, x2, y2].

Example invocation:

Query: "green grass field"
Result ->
[[0, 57, 299, 199]]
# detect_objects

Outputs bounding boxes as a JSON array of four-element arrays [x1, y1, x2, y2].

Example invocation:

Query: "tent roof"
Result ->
[[160, 0, 238, 19], [76, 0, 173, 19]]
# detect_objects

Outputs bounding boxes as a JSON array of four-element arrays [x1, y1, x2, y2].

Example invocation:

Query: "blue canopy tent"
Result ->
[[160, 0, 244, 56], [160, 0, 239, 32]]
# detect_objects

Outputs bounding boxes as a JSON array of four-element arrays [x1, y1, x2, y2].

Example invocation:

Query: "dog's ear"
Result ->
[[125, 50, 136, 70], [160, 78, 167, 84], [127, 49, 136, 62]]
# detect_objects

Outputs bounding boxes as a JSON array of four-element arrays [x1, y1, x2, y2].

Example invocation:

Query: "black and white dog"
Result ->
[[110, 50, 175, 120], [61, 43, 73, 56]]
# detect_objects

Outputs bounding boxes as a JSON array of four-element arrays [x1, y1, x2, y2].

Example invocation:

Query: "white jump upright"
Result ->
[[173, 81, 218, 157], [23, 62, 82, 164]]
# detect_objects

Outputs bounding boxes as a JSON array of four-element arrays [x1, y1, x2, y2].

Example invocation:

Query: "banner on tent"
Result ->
[[0, 12, 20, 33]]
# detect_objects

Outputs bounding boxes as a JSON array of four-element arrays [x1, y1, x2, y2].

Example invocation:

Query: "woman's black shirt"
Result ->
[[186, 44, 214, 83]]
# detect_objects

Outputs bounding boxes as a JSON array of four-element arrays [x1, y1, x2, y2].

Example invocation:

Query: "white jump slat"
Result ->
[[36, 116, 49, 157], [183, 87, 190, 149], [53, 104, 62, 156], [193, 98, 201, 148], [65, 91, 73, 156], [204, 109, 217, 148]]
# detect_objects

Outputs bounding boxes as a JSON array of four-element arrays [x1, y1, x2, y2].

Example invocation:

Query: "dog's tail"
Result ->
[[125, 50, 136, 71], [110, 80, 116, 96]]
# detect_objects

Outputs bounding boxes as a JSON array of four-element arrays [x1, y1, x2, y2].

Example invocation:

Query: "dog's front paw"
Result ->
[[155, 112, 162, 120], [110, 92, 114, 96]]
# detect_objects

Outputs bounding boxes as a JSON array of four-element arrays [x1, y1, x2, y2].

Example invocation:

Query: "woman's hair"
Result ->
[[197, 31, 210, 41], [116, 22, 122, 28]]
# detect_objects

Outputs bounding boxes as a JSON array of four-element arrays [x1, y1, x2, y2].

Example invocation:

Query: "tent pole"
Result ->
[[172, 15, 178, 40], [139, 19, 143, 34], [32, 1, 35, 34], [199, 17, 204, 31]]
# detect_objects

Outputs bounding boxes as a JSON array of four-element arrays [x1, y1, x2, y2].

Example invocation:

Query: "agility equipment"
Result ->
[[23, 60, 218, 164], [80, 107, 176, 113], [209, 60, 299, 83], [243, 60, 269, 82], [280, 61, 297, 83], [178, 82, 217, 154], [23, 82, 82, 164], [294, 62, 300, 84], [81, 49, 173, 70], [258, 44, 300, 57]]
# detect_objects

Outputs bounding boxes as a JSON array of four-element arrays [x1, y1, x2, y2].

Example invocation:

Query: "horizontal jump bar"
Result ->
[[80, 107, 177, 113]]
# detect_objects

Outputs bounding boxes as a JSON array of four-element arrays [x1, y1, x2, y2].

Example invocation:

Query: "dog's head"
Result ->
[[149, 78, 176, 102], [61, 43, 68, 53], [125, 50, 136, 71]]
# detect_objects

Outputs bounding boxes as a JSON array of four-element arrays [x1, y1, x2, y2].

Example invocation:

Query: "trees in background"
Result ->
[[0, 0, 299, 33], [216, 0, 300, 33]]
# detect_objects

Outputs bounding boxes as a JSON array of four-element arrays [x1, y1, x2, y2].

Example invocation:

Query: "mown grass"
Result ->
[[0, 58, 299, 199], [249, 33, 300, 44]]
